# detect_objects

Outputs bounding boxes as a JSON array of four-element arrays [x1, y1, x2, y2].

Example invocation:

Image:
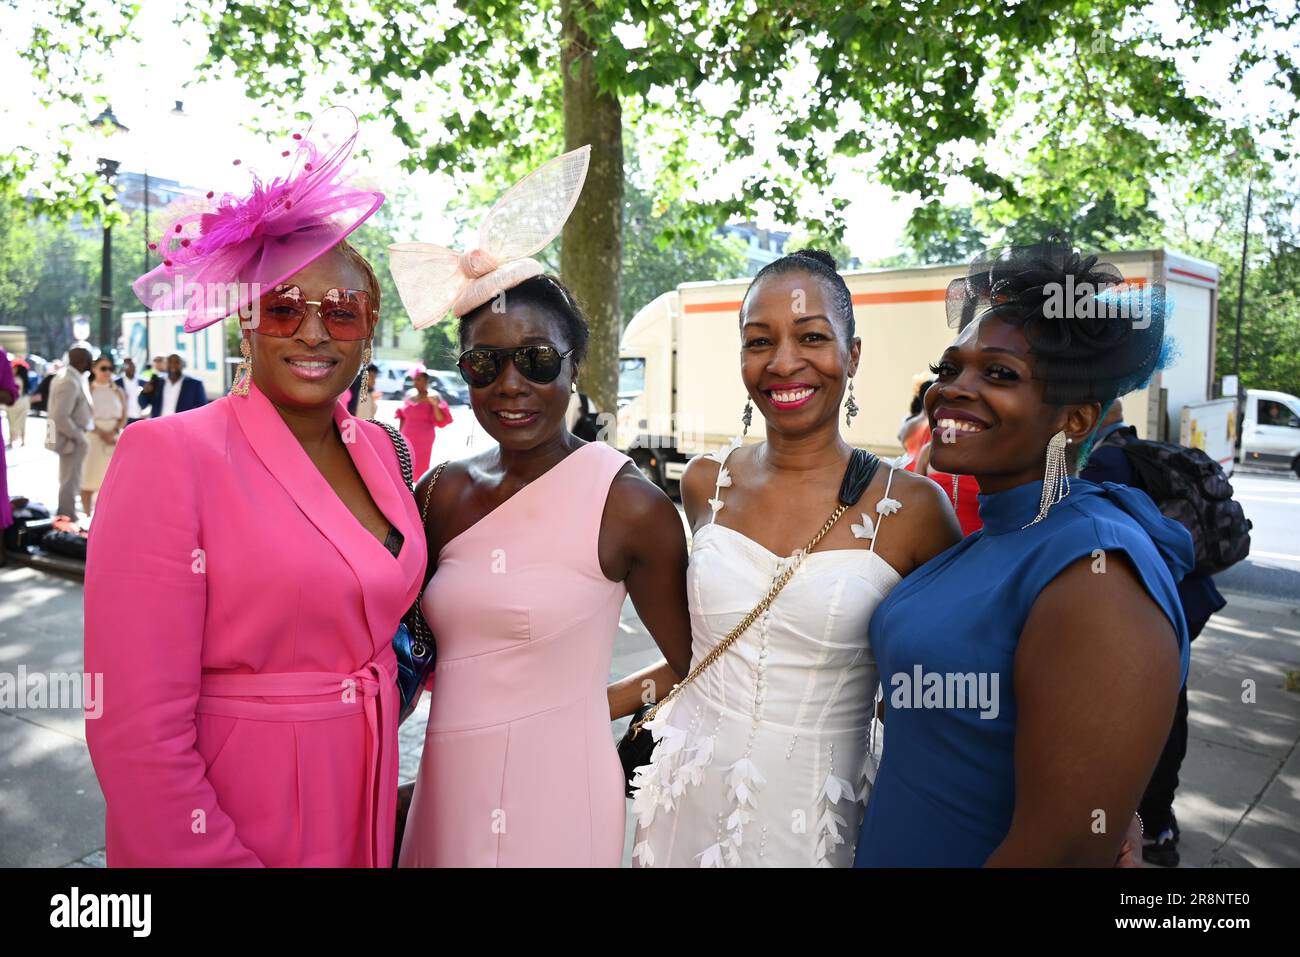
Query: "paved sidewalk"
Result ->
[[1, 565, 1296, 867]]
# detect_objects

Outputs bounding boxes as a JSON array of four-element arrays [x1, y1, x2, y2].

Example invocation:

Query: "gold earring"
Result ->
[[233, 338, 252, 397], [359, 342, 372, 395], [1023, 431, 1071, 528]]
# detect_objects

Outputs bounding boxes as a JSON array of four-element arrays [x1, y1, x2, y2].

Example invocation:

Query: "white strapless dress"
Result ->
[[630, 461, 902, 867]]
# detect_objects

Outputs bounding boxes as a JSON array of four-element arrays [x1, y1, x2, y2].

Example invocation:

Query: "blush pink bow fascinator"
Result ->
[[132, 106, 384, 332], [388, 144, 590, 329]]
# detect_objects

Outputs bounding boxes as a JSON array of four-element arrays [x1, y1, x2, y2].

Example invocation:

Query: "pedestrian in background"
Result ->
[[82, 355, 128, 515], [898, 375, 933, 461], [137, 353, 207, 417], [32, 361, 58, 417], [46, 346, 94, 519], [395, 369, 450, 477], [115, 357, 148, 425], [4, 356, 30, 448], [0, 347, 18, 549]]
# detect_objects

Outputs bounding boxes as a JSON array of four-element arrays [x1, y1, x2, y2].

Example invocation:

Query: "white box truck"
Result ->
[[617, 248, 1221, 494], [121, 310, 228, 398]]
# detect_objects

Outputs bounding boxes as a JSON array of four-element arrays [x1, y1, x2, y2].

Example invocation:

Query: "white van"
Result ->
[[1240, 389, 1300, 477], [373, 360, 421, 399]]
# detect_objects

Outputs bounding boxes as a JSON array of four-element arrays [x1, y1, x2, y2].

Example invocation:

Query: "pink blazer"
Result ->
[[84, 382, 426, 866]]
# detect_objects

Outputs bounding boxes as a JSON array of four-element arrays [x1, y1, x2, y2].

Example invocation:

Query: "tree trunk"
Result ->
[[560, 0, 623, 444]]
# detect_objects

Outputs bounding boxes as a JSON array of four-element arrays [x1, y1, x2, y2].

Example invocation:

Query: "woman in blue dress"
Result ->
[[856, 236, 1194, 867]]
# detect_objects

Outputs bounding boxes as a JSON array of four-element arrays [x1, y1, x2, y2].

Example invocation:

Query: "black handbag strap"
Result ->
[[368, 418, 414, 491], [838, 448, 881, 506]]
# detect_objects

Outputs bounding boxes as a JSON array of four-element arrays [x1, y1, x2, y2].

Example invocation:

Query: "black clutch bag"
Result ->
[[616, 703, 658, 798]]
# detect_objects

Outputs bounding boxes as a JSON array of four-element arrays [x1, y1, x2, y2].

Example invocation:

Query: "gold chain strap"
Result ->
[[630, 501, 850, 737]]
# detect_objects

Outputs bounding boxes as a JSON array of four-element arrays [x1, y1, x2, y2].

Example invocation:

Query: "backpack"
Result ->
[[1106, 426, 1251, 576]]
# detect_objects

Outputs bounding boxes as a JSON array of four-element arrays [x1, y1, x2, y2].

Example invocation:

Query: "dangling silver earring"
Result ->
[[741, 398, 754, 436], [233, 338, 252, 397], [1023, 431, 1071, 528], [844, 378, 859, 426]]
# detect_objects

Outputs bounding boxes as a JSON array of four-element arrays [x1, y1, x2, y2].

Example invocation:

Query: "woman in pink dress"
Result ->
[[395, 370, 451, 476], [84, 114, 424, 866], [0, 347, 16, 542], [389, 147, 693, 866]]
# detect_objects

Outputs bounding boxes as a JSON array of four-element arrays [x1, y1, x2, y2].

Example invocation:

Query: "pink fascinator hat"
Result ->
[[132, 106, 384, 332], [388, 144, 590, 329]]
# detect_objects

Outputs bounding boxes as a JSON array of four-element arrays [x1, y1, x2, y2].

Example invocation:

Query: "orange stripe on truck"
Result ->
[[1169, 267, 1217, 286], [683, 289, 948, 313], [852, 289, 948, 305]]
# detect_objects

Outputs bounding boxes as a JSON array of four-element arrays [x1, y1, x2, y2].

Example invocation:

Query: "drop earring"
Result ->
[[844, 378, 859, 426], [1023, 430, 1071, 528], [741, 398, 754, 436], [233, 338, 252, 397], [358, 341, 372, 396]]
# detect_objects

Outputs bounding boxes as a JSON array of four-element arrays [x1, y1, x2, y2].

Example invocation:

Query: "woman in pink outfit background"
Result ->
[[84, 116, 423, 867], [395, 370, 451, 475], [396, 275, 693, 867]]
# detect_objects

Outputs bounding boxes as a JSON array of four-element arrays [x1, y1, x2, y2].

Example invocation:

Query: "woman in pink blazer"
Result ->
[[85, 114, 423, 866]]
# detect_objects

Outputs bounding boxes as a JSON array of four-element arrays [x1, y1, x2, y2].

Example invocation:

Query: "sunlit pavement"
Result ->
[[2, 410, 1297, 867]]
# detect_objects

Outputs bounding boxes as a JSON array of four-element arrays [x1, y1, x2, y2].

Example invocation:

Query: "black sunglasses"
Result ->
[[457, 345, 575, 389]]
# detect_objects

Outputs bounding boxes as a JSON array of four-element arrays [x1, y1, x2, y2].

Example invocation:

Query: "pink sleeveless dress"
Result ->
[[399, 441, 632, 867]]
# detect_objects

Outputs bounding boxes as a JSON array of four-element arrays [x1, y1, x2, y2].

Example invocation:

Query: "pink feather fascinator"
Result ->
[[132, 107, 384, 332], [388, 144, 590, 329]]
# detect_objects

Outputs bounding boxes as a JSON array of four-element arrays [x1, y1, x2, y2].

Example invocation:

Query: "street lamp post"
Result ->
[[96, 156, 120, 354], [90, 105, 129, 358], [1232, 178, 1252, 388]]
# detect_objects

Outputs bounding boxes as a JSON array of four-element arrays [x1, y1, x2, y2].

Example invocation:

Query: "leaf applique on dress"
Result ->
[[697, 843, 726, 868], [819, 773, 856, 805], [716, 466, 732, 488], [876, 496, 902, 516], [850, 513, 875, 540]]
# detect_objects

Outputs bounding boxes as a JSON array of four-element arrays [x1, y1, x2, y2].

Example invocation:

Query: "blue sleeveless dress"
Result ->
[[854, 478, 1193, 867]]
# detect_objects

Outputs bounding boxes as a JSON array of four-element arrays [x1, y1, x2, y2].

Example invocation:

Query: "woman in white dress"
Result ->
[[619, 249, 961, 867], [81, 356, 127, 514]]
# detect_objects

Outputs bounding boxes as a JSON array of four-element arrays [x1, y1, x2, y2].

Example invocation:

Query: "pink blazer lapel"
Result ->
[[230, 383, 425, 654]]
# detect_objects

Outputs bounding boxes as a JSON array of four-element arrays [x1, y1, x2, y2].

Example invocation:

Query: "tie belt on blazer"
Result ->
[[196, 662, 396, 868]]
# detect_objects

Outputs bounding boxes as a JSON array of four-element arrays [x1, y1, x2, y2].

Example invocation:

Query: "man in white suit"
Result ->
[[46, 345, 94, 518]]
